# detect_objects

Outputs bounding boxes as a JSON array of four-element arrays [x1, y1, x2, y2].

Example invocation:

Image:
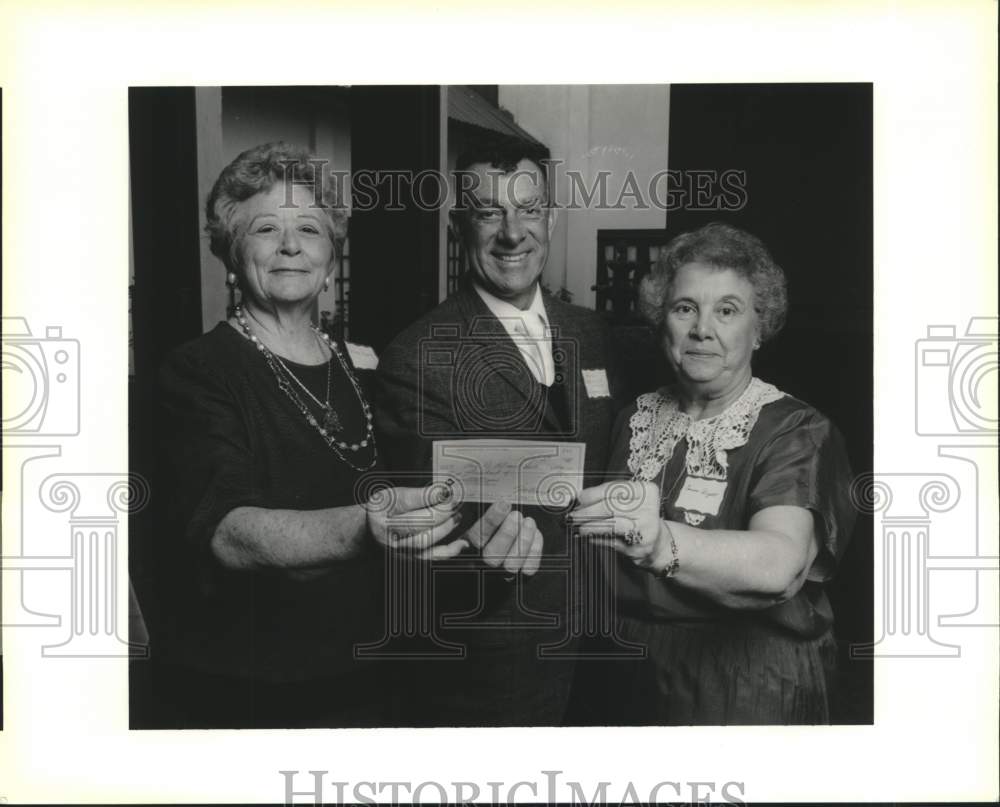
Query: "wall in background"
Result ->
[[499, 85, 670, 308]]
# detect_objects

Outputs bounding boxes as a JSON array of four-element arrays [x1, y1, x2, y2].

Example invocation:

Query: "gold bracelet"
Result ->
[[659, 520, 679, 579]]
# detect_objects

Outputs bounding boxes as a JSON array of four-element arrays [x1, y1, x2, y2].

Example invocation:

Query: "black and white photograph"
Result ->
[[1, 2, 996, 805], [127, 84, 874, 731]]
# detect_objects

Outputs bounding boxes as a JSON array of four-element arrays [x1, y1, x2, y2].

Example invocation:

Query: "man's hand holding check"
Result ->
[[366, 483, 543, 575]]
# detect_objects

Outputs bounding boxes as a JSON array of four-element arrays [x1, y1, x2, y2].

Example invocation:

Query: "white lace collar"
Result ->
[[627, 377, 785, 483]]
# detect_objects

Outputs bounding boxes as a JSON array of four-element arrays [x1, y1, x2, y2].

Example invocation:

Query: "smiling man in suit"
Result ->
[[375, 139, 625, 726]]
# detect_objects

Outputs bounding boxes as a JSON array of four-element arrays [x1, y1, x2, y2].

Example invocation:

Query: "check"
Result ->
[[432, 439, 586, 508]]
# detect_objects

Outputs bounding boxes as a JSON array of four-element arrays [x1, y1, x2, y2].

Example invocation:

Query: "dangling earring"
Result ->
[[323, 276, 331, 291], [225, 272, 240, 320]]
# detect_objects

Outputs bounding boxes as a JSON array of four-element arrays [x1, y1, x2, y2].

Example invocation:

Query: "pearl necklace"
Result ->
[[273, 340, 338, 432], [234, 306, 376, 471]]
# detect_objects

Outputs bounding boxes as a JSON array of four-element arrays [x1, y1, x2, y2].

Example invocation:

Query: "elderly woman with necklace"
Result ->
[[149, 143, 538, 728], [569, 222, 855, 725]]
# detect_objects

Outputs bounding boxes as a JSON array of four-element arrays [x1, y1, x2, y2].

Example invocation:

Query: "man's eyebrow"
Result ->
[[467, 196, 502, 209]]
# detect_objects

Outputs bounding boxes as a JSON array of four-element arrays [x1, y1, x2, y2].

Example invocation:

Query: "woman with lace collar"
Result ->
[[569, 222, 855, 725]]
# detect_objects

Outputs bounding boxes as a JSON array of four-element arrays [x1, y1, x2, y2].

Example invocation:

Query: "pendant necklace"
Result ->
[[233, 306, 376, 470]]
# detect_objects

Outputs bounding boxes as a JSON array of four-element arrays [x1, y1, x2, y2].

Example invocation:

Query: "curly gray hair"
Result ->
[[638, 222, 788, 343], [205, 142, 347, 273]]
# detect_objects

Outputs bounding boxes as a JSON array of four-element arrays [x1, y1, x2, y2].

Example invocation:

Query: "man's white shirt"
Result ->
[[473, 283, 555, 386]]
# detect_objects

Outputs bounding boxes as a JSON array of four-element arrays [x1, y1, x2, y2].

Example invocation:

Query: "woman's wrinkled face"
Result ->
[[233, 184, 335, 312], [663, 262, 760, 398]]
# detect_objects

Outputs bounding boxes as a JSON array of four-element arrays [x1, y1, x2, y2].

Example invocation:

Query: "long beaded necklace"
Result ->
[[234, 306, 376, 471], [273, 341, 339, 432]]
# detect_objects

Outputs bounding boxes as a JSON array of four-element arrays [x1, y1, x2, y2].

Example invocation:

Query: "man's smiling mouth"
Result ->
[[493, 253, 530, 264]]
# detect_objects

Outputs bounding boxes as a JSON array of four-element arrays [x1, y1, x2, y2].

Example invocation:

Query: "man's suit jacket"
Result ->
[[377, 283, 622, 478], [374, 282, 625, 725]]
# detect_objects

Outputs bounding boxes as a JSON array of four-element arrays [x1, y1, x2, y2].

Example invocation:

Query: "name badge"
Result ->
[[675, 475, 727, 517], [346, 342, 379, 370], [582, 368, 610, 398]]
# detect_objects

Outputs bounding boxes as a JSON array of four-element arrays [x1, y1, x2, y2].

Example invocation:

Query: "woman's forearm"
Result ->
[[210, 504, 368, 572], [646, 507, 818, 610]]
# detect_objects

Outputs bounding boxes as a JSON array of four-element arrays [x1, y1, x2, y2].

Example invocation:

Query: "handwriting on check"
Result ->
[[432, 440, 586, 507]]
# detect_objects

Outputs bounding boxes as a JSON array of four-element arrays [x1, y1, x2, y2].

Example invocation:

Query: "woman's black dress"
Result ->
[[145, 323, 386, 728]]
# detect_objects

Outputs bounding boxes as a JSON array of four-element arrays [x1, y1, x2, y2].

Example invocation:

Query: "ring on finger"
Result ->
[[622, 528, 643, 546]]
